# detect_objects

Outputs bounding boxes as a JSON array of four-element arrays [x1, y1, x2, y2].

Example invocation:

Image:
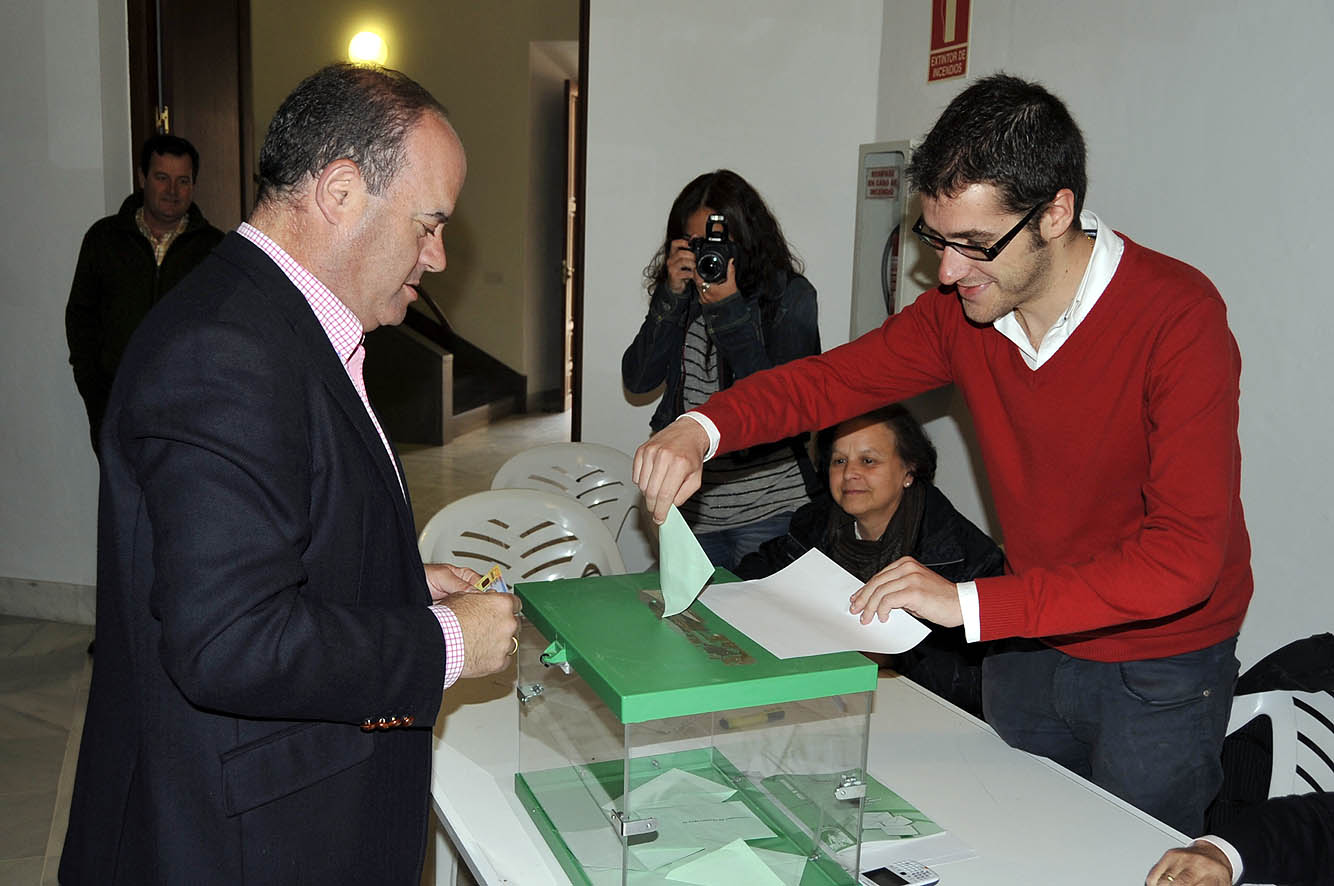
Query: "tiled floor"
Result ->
[[0, 410, 570, 885], [0, 617, 91, 884], [400, 410, 572, 531]]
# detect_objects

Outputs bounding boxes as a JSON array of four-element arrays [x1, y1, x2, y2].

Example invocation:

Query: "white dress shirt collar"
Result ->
[[992, 210, 1124, 370]]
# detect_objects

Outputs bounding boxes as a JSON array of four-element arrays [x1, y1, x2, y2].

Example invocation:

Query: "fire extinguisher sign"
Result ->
[[928, 0, 970, 83]]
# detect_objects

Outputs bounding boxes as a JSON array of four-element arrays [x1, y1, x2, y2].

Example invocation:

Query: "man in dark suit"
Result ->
[[1146, 791, 1334, 885], [59, 64, 519, 884]]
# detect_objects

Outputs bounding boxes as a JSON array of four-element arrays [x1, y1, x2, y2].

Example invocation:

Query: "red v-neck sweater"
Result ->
[[700, 236, 1252, 662]]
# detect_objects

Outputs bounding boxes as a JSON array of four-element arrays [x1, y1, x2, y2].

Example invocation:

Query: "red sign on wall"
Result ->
[[865, 166, 900, 200], [928, 0, 970, 83]]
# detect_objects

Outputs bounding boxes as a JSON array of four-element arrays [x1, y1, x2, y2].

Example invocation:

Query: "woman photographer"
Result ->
[[622, 170, 820, 571], [736, 406, 1004, 718]]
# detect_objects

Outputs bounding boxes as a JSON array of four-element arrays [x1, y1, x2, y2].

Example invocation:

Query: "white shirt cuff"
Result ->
[[430, 604, 466, 690], [680, 411, 719, 460], [958, 581, 981, 643], [1195, 836, 1243, 884]]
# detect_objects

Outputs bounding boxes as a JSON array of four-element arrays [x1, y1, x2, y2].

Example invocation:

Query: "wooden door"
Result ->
[[569, 0, 589, 440], [127, 0, 253, 230], [561, 80, 580, 413]]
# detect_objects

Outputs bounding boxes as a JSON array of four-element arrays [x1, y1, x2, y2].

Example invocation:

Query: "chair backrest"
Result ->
[[491, 442, 657, 572], [1227, 689, 1334, 797], [418, 488, 625, 584]]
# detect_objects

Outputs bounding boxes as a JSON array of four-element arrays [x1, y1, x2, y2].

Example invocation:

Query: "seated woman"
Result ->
[[736, 405, 1004, 718], [621, 169, 820, 572]]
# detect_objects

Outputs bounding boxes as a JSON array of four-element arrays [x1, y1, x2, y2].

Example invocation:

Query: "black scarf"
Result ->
[[823, 480, 927, 582]]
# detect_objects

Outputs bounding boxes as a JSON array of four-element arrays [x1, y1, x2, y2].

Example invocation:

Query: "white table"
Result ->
[[429, 667, 1187, 885]]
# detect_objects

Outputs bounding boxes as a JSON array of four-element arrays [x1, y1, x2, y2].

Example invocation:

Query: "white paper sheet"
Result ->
[[699, 549, 930, 659], [750, 847, 810, 886], [664, 838, 786, 885], [603, 767, 737, 812]]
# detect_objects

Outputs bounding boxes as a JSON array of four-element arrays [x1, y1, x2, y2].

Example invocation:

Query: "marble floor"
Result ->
[[0, 617, 92, 885], [400, 410, 572, 532], [0, 410, 570, 885]]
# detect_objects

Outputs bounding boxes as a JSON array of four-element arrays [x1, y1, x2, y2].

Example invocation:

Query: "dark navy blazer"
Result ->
[[1219, 791, 1334, 886], [60, 233, 446, 884]]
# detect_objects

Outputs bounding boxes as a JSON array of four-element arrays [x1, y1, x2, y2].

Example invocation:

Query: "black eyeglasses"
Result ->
[[911, 200, 1048, 262]]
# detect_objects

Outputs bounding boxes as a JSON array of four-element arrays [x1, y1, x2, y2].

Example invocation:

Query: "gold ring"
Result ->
[[508, 636, 519, 656], [700, 281, 710, 293]]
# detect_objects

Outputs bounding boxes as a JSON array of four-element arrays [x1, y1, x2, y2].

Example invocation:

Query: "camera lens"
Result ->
[[697, 251, 726, 283]]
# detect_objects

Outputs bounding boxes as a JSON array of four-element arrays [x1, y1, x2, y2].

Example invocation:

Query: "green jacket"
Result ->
[[65, 193, 224, 451]]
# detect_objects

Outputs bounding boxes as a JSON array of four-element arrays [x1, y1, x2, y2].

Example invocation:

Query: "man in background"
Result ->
[[65, 134, 223, 454]]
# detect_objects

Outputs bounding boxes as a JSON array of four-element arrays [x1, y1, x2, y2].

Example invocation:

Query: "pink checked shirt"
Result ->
[[238, 223, 465, 689]]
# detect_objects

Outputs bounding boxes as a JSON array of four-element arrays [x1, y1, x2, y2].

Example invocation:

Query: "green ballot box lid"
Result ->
[[515, 570, 877, 724]]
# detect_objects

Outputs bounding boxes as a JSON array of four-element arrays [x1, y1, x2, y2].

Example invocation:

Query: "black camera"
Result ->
[[689, 213, 739, 285]]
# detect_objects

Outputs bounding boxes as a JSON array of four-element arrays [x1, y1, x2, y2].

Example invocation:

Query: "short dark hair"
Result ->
[[907, 73, 1087, 224], [139, 134, 200, 180], [840, 404, 938, 486], [644, 169, 803, 296], [256, 63, 448, 207]]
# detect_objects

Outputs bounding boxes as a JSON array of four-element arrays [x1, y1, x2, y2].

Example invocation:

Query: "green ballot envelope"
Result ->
[[514, 571, 877, 886]]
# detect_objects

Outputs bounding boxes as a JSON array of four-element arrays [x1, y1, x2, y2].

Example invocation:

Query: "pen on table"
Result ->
[[719, 709, 785, 730]]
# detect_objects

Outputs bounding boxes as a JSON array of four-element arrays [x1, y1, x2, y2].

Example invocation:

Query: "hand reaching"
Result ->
[[1145, 841, 1233, 886], [849, 556, 963, 627], [424, 562, 483, 603], [633, 417, 709, 524]]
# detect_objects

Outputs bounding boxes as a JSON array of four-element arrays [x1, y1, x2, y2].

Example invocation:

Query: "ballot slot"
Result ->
[[514, 571, 877, 886]]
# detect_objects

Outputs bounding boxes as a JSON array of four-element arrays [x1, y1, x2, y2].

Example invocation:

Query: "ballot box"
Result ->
[[514, 571, 878, 886]]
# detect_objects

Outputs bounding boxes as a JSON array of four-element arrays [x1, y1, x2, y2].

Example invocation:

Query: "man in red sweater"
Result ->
[[632, 73, 1252, 835]]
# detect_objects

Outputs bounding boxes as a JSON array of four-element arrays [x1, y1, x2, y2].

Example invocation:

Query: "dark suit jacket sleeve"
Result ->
[[1217, 791, 1334, 885], [121, 300, 444, 725], [66, 225, 112, 443]]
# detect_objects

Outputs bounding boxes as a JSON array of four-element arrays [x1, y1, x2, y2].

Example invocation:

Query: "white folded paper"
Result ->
[[699, 549, 930, 659]]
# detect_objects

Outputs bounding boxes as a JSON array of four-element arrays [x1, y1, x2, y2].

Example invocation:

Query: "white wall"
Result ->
[[0, 0, 130, 590], [875, 0, 1334, 669], [581, 0, 885, 457]]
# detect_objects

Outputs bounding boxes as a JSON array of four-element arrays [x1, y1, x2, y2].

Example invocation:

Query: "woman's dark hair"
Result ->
[[907, 72, 1087, 228], [839, 404, 937, 486], [643, 169, 803, 295]]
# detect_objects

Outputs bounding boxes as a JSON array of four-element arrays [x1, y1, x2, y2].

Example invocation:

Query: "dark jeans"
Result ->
[[696, 512, 796, 574], [982, 636, 1239, 834]]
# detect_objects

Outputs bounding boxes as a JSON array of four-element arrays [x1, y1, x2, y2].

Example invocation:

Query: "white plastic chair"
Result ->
[[418, 488, 625, 584], [1226, 689, 1334, 797], [490, 442, 656, 572]]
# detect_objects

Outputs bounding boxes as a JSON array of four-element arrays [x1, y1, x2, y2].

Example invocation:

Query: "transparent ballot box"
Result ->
[[514, 572, 877, 886]]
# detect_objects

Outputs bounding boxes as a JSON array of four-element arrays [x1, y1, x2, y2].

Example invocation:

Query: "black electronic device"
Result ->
[[688, 213, 739, 284], [860, 861, 940, 886]]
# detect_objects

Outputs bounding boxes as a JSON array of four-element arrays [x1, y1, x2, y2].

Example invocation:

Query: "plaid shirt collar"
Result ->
[[135, 208, 189, 266]]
